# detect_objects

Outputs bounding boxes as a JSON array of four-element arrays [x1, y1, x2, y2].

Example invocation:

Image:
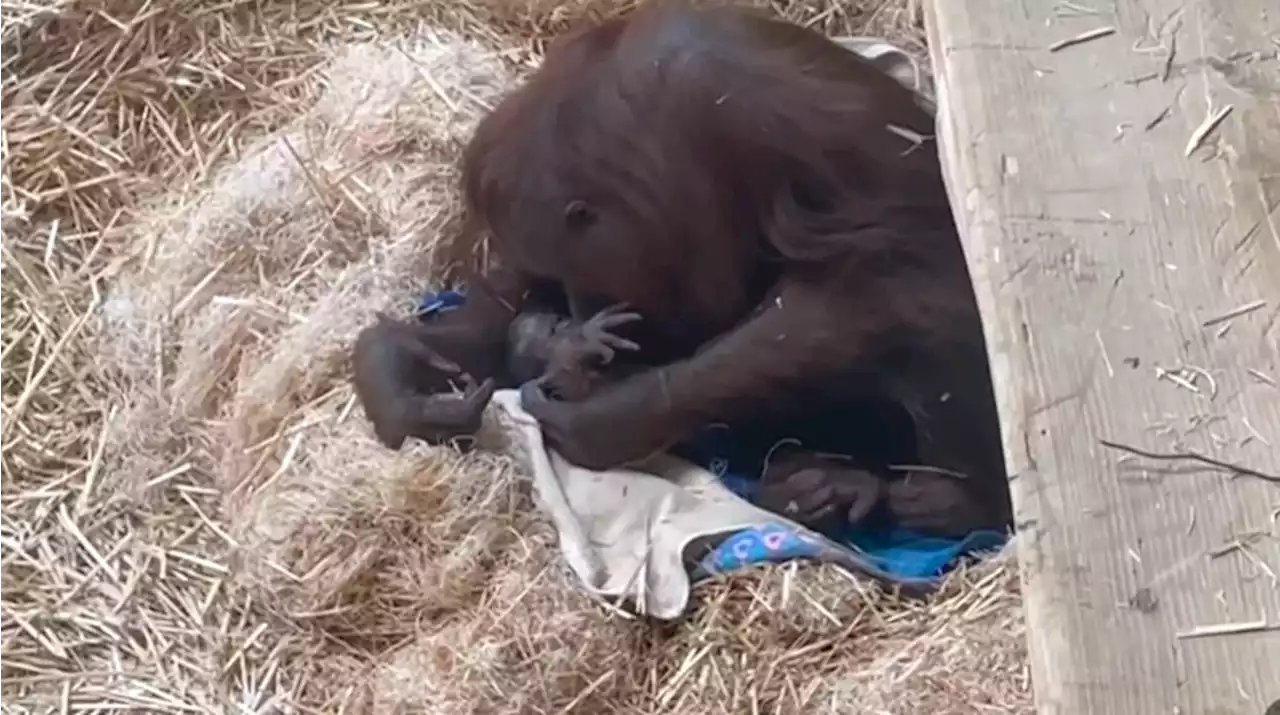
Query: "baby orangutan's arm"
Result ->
[[408, 266, 532, 387], [354, 314, 497, 449], [352, 266, 533, 450]]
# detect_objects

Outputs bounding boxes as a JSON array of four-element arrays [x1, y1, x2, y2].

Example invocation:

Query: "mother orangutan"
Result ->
[[352, 4, 1013, 540]]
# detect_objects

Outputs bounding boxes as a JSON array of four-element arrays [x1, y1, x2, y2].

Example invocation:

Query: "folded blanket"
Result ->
[[402, 37, 1006, 619]]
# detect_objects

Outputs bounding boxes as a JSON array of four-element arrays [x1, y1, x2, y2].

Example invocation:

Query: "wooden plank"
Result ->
[[922, 1, 1280, 713]]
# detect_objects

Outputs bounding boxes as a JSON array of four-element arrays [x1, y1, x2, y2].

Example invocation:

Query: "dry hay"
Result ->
[[0, 0, 1031, 712]]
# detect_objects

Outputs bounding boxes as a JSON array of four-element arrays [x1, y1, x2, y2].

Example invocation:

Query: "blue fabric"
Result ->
[[417, 289, 1007, 584], [671, 424, 1007, 581], [417, 289, 467, 315]]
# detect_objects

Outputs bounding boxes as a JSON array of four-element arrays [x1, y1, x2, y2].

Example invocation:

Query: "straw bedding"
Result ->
[[1, 1, 1032, 712]]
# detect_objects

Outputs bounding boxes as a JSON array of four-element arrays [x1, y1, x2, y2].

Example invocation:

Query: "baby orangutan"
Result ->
[[506, 303, 641, 402], [354, 305, 639, 449]]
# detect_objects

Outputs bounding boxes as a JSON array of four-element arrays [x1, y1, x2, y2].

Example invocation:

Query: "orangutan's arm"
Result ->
[[520, 274, 887, 468], [660, 276, 879, 430]]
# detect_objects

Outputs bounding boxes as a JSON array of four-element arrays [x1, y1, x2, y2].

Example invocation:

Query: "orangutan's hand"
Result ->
[[757, 457, 886, 535], [520, 368, 678, 469]]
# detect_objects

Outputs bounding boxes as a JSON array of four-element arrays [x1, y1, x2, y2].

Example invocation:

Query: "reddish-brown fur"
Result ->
[[352, 4, 1013, 538]]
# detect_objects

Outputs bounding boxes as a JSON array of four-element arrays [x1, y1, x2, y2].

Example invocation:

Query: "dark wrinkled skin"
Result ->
[[350, 5, 1013, 540], [354, 302, 640, 450], [757, 452, 888, 535], [507, 304, 642, 402], [352, 313, 497, 450]]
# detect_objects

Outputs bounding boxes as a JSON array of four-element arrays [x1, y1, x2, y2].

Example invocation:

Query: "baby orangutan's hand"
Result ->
[[560, 303, 642, 366], [354, 314, 497, 449], [538, 304, 642, 402], [392, 373, 497, 446]]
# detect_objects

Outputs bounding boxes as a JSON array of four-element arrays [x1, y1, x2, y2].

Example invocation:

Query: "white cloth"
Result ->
[[493, 390, 792, 619]]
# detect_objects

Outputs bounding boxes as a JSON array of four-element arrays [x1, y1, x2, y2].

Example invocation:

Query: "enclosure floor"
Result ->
[[926, 1, 1280, 713], [2, 3, 1040, 712]]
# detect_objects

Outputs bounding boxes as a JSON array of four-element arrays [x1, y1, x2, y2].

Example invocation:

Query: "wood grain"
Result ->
[[923, 1, 1280, 713]]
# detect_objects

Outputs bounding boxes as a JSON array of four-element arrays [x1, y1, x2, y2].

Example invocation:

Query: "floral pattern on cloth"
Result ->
[[690, 522, 838, 579]]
